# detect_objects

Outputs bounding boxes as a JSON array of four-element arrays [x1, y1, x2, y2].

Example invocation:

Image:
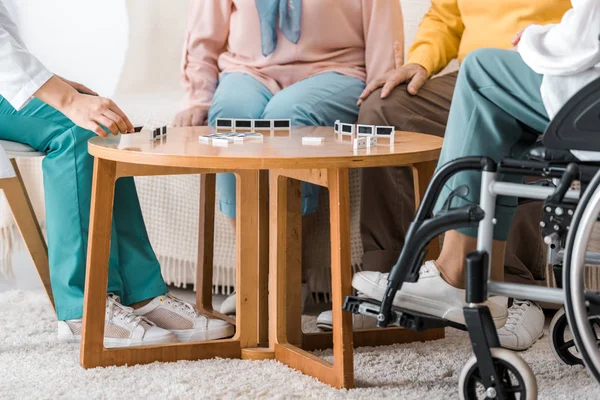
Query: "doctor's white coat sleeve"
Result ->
[[0, 1, 53, 111], [518, 0, 600, 76]]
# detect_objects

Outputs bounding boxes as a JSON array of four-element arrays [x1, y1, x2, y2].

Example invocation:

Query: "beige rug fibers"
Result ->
[[1, 290, 599, 399]]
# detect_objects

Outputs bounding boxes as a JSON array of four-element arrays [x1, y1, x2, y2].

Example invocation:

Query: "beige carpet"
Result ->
[[1, 290, 599, 399]]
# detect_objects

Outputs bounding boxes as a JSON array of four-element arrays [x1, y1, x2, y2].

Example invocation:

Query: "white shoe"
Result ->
[[220, 284, 310, 315], [316, 310, 377, 331], [57, 294, 177, 348], [497, 300, 544, 350], [352, 261, 508, 328], [136, 293, 235, 342], [220, 292, 237, 315]]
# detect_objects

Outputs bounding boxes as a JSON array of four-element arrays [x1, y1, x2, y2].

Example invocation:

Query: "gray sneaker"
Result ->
[[57, 294, 177, 348], [136, 293, 234, 342], [497, 300, 544, 350]]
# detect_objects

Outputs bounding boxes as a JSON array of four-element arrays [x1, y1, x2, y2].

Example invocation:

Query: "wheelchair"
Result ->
[[344, 76, 600, 399]]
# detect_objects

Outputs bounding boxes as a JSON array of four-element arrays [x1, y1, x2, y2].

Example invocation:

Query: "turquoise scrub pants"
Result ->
[[0, 97, 167, 320], [435, 49, 550, 241], [208, 72, 365, 218]]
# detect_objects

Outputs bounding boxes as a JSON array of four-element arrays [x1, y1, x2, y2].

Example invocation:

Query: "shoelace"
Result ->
[[381, 262, 437, 281], [106, 294, 147, 326], [162, 293, 201, 318], [419, 262, 437, 277], [503, 301, 529, 330]]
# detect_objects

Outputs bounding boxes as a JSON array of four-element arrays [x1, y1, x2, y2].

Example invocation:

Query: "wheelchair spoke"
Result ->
[[560, 339, 576, 351], [504, 384, 525, 393]]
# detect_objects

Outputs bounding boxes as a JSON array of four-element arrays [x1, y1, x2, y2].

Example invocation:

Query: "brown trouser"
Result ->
[[357, 72, 547, 285]]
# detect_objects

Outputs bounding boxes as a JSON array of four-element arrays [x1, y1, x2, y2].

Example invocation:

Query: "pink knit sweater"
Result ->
[[181, 0, 404, 109]]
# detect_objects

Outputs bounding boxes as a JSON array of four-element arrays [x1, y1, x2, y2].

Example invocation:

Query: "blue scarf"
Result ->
[[255, 0, 302, 57]]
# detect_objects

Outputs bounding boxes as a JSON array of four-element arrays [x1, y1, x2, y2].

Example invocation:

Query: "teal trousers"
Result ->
[[435, 49, 550, 241], [208, 72, 365, 218], [0, 97, 167, 320]]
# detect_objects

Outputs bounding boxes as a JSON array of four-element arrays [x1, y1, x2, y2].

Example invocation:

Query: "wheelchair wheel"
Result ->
[[563, 170, 600, 383], [459, 348, 537, 400], [550, 307, 584, 366]]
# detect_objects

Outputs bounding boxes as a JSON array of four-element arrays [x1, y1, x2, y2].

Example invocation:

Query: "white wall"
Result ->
[[7, 0, 428, 99], [8, 0, 129, 97], [116, 0, 190, 94]]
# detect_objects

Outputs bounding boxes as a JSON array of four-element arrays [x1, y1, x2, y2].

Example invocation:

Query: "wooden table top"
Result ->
[[88, 126, 443, 170]]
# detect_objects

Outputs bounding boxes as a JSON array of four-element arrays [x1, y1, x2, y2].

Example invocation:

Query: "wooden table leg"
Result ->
[[269, 171, 302, 348], [327, 167, 354, 388], [269, 169, 353, 389], [234, 170, 260, 348], [196, 174, 216, 314], [81, 158, 118, 368], [3, 159, 53, 309], [270, 167, 445, 388], [258, 170, 270, 347], [195, 174, 234, 324], [80, 160, 241, 368]]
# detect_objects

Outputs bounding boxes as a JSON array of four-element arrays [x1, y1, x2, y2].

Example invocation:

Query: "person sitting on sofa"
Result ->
[[174, 0, 403, 313], [0, 1, 233, 347], [317, 0, 573, 351], [352, 0, 600, 344]]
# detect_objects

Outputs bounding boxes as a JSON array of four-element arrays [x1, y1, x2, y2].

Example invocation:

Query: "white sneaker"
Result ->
[[497, 300, 544, 350], [316, 310, 377, 331], [220, 284, 310, 315], [57, 294, 177, 348], [136, 293, 234, 342], [352, 261, 508, 328], [220, 292, 236, 315]]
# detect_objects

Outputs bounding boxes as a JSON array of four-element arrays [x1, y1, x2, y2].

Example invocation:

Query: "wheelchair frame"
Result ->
[[344, 75, 600, 398], [344, 156, 600, 398]]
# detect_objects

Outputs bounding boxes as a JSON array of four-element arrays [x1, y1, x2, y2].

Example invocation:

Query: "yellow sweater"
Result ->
[[407, 0, 572, 76]]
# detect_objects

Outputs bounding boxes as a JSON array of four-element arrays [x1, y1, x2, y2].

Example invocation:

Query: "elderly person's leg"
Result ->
[[357, 73, 546, 285], [358, 73, 455, 272], [216, 72, 365, 314], [264, 71, 365, 283], [262, 72, 366, 216], [354, 49, 549, 331], [208, 73, 273, 226]]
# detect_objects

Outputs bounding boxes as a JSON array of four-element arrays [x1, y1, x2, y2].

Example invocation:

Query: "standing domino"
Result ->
[[334, 120, 341, 134], [353, 137, 367, 149], [375, 125, 395, 144], [367, 135, 377, 148]]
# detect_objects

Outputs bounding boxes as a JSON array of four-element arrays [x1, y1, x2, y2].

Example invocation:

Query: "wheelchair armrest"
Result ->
[[542, 76, 600, 152]]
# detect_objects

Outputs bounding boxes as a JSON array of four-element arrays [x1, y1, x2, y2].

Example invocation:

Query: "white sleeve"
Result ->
[[0, 1, 53, 111], [518, 0, 600, 76]]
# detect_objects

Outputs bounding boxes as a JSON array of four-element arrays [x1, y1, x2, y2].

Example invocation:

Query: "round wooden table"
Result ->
[[84, 126, 443, 387]]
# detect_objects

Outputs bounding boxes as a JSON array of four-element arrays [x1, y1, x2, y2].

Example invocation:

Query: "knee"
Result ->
[[59, 125, 96, 148], [208, 77, 267, 122], [262, 99, 314, 126], [357, 87, 413, 130], [460, 48, 507, 82], [208, 95, 264, 123]]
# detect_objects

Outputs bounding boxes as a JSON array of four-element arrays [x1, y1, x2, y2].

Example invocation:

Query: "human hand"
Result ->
[[173, 106, 210, 127], [511, 25, 532, 49], [358, 63, 428, 106], [56, 75, 98, 96], [61, 94, 134, 137], [34, 76, 133, 137]]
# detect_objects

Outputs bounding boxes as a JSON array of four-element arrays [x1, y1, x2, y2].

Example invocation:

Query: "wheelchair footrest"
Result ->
[[343, 296, 463, 332]]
